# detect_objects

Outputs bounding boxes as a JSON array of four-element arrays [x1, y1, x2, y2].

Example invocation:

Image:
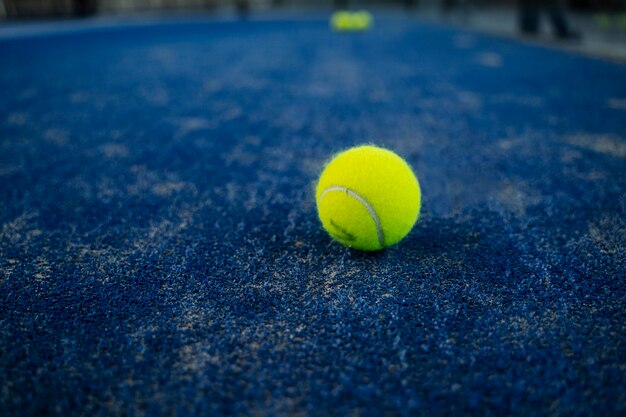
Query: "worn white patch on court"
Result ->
[[453, 34, 477, 49], [476, 52, 503, 68], [172, 117, 212, 140], [565, 134, 626, 158], [43, 128, 69, 146], [6, 112, 28, 126], [607, 98, 626, 110], [100, 143, 129, 159]]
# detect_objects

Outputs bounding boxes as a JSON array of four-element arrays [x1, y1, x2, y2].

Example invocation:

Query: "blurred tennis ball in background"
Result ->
[[351, 10, 373, 30], [330, 10, 353, 31], [330, 10, 373, 31]]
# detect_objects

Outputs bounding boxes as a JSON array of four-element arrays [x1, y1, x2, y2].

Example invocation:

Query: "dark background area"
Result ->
[[2, 0, 626, 19]]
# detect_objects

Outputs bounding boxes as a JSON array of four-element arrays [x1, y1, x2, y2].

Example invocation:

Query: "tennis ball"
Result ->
[[330, 11, 353, 31], [316, 145, 421, 251], [330, 10, 373, 31], [351, 10, 373, 30]]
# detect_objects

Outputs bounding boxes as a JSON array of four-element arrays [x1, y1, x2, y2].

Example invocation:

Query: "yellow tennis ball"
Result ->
[[351, 10, 373, 30], [330, 11, 353, 31], [316, 145, 421, 251]]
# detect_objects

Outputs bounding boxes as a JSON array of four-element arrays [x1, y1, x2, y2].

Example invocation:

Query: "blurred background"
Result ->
[[1, 1, 625, 60], [1, 1, 625, 18]]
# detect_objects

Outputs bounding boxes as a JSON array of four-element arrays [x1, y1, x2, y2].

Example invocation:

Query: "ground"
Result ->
[[0, 14, 625, 417]]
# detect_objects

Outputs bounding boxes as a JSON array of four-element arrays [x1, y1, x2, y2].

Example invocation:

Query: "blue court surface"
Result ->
[[0, 14, 625, 417]]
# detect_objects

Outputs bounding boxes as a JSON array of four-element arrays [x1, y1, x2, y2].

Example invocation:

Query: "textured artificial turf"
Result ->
[[0, 15, 625, 417]]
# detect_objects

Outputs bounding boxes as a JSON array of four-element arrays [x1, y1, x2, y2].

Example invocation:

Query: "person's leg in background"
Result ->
[[519, 0, 541, 34], [545, 0, 580, 39], [235, 0, 249, 17], [519, 0, 580, 39], [73, 0, 98, 17]]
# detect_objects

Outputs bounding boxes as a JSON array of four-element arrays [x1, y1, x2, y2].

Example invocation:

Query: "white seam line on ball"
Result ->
[[319, 186, 384, 248]]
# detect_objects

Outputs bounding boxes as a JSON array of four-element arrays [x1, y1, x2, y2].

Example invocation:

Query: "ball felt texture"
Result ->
[[316, 145, 421, 251]]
